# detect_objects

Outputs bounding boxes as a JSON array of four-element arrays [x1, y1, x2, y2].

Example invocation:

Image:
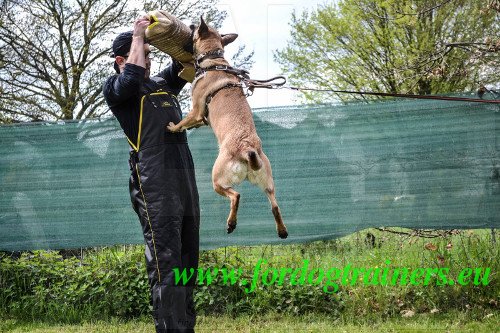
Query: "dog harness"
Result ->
[[193, 48, 287, 115]]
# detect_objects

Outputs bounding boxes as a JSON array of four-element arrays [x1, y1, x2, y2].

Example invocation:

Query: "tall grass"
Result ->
[[0, 229, 498, 324]]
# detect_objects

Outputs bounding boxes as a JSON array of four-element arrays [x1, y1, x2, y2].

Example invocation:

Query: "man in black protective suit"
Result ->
[[102, 15, 199, 333]]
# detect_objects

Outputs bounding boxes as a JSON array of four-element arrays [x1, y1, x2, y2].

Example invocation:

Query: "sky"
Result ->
[[213, 0, 328, 109]]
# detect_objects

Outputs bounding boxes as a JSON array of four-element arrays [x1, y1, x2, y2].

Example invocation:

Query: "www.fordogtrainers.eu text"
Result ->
[[173, 259, 491, 294]]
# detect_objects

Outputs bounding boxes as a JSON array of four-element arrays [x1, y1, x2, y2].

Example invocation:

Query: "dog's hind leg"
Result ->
[[266, 187, 288, 239], [214, 185, 240, 234], [251, 152, 288, 239], [212, 152, 246, 234]]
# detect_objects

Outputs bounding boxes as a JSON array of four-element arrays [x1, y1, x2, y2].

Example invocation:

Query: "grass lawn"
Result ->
[[0, 311, 498, 332]]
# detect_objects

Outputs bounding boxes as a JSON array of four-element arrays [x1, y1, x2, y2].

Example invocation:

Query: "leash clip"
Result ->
[[245, 85, 254, 97]]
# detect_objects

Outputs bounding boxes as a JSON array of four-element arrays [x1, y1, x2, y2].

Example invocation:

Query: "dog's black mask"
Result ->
[[183, 24, 196, 54]]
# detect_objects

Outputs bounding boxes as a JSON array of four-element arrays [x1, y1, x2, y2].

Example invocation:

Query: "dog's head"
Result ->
[[191, 16, 238, 56]]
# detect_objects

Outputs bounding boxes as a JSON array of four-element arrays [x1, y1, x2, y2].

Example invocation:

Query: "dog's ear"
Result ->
[[197, 16, 210, 38], [221, 33, 238, 46]]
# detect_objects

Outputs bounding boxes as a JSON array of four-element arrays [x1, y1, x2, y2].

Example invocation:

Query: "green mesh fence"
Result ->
[[0, 99, 499, 251]]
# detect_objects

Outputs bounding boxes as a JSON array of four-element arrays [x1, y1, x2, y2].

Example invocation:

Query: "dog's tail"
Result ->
[[247, 150, 262, 171]]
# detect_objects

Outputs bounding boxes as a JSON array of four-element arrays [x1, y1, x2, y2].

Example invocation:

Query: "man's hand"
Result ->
[[133, 15, 150, 38], [127, 14, 152, 76]]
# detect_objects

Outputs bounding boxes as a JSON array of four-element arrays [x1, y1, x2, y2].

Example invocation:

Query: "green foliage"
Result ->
[[275, 0, 500, 103], [0, 247, 150, 323], [0, 229, 498, 324], [193, 248, 343, 317]]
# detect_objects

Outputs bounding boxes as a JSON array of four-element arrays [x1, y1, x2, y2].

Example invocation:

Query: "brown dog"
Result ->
[[167, 17, 288, 239]]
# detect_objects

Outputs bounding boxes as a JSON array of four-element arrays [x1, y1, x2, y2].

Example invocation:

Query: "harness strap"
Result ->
[[195, 67, 286, 118], [204, 83, 244, 121], [206, 83, 243, 105], [192, 48, 287, 121], [194, 65, 250, 81]]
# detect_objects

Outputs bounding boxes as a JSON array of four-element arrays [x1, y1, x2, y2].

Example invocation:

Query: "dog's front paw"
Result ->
[[166, 122, 179, 132]]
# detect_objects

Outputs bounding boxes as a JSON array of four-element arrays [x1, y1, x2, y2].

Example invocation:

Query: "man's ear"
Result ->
[[221, 33, 238, 46], [115, 56, 126, 66]]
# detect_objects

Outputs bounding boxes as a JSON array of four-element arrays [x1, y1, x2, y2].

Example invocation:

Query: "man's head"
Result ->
[[110, 31, 151, 78]]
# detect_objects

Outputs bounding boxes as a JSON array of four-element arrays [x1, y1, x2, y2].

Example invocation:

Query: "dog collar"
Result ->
[[195, 49, 225, 68]]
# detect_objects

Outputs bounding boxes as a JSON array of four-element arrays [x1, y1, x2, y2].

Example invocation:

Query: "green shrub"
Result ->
[[0, 229, 498, 323], [0, 247, 150, 323]]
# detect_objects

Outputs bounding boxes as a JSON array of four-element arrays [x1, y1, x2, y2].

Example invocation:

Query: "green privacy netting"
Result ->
[[0, 99, 499, 251]]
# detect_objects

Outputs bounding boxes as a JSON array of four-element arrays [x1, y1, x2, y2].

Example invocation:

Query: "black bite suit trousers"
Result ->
[[128, 89, 200, 332]]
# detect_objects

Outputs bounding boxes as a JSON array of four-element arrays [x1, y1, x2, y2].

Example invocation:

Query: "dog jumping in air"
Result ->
[[167, 17, 288, 239]]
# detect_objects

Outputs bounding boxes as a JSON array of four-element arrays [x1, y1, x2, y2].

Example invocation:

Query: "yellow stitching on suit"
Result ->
[[135, 166, 162, 283]]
